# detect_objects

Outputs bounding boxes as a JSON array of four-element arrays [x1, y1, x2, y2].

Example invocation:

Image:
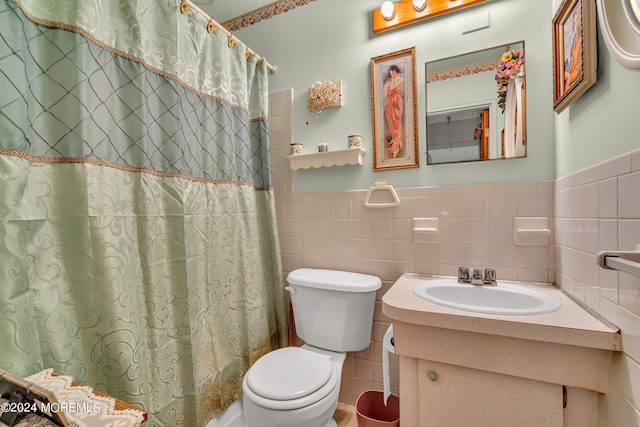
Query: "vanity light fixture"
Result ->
[[372, 0, 487, 33], [380, 1, 396, 20], [413, 0, 427, 11]]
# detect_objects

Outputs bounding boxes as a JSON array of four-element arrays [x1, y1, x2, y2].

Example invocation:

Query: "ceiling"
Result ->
[[192, 0, 275, 23]]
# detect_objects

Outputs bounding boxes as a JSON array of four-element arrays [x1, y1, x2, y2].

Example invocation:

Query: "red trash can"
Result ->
[[355, 390, 400, 427]]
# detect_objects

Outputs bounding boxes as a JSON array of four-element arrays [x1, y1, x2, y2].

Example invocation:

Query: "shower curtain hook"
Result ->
[[207, 20, 215, 33], [228, 36, 235, 48]]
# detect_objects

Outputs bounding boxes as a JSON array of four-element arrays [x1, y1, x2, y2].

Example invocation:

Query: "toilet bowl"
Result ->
[[242, 268, 381, 427], [242, 345, 345, 427]]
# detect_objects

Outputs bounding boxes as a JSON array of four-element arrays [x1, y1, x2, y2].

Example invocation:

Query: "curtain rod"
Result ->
[[181, 0, 277, 74]]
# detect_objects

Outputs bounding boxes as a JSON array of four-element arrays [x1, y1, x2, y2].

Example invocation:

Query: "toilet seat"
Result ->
[[244, 347, 338, 411]]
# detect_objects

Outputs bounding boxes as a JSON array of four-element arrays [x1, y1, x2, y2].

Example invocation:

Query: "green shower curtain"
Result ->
[[0, 1, 287, 426]]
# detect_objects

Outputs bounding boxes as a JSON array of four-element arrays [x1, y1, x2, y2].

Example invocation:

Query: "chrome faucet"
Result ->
[[471, 268, 484, 285], [458, 266, 497, 286]]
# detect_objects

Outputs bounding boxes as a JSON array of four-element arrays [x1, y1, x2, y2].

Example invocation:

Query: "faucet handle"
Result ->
[[484, 268, 497, 285], [457, 266, 470, 283]]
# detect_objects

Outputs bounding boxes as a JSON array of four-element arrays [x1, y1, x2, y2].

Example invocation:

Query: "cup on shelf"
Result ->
[[290, 143, 304, 156], [348, 135, 362, 149]]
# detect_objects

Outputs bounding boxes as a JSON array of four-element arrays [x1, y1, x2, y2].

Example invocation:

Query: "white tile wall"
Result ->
[[556, 150, 640, 426], [277, 184, 555, 285], [269, 90, 639, 424], [279, 181, 556, 403]]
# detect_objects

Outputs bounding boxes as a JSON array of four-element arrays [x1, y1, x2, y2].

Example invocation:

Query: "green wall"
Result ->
[[237, 0, 638, 191], [550, 0, 640, 179]]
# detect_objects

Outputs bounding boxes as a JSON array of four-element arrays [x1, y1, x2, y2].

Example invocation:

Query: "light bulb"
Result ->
[[413, 0, 427, 11], [380, 1, 395, 20]]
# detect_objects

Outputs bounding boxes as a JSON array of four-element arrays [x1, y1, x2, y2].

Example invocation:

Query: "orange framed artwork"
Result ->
[[370, 47, 419, 171], [552, 0, 597, 113]]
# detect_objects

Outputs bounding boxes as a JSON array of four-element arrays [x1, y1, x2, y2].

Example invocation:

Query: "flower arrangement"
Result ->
[[495, 50, 525, 112]]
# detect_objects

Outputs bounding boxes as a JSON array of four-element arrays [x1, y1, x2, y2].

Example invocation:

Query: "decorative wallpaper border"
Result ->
[[222, 0, 317, 31], [426, 59, 500, 83]]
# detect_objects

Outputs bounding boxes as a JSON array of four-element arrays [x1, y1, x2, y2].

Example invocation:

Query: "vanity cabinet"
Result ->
[[383, 274, 620, 427], [415, 358, 561, 426]]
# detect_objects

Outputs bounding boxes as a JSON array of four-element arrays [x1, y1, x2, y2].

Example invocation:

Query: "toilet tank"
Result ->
[[286, 268, 382, 352]]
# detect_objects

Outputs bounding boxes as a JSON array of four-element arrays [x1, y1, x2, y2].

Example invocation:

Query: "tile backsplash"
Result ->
[[276, 182, 556, 404], [277, 181, 556, 284]]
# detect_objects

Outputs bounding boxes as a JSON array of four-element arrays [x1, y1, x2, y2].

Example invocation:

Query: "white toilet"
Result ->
[[242, 268, 382, 427]]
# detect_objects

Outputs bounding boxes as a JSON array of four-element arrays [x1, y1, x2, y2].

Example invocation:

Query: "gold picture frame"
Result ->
[[552, 0, 597, 113], [370, 47, 419, 171]]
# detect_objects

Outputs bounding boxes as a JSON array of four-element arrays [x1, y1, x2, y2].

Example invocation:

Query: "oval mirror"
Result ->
[[426, 41, 526, 165]]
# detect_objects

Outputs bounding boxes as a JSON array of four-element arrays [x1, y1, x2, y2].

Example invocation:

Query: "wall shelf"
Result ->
[[287, 148, 365, 170]]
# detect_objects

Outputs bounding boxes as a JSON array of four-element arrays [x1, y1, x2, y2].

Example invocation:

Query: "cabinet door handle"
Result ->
[[428, 371, 438, 381]]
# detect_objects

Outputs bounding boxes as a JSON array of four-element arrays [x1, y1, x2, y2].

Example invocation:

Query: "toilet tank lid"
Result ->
[[287, 268, 382, 292]]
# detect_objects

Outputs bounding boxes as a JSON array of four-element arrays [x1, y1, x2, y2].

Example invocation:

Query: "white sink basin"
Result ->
[[412, 279, 561, 315]]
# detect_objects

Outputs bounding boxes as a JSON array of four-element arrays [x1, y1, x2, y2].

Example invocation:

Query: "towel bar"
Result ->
[[597, 245, 640, 278]]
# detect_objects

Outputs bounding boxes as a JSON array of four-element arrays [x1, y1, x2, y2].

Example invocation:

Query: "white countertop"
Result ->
[[382, 274, 620, 351]]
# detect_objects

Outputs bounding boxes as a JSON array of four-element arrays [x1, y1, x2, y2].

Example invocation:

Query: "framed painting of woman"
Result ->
[[552, 0, 597, 113], [370, 47, 419, 171]]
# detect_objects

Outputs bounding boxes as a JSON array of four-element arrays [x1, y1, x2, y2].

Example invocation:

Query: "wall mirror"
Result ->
[[426, 41, 526, 165]]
